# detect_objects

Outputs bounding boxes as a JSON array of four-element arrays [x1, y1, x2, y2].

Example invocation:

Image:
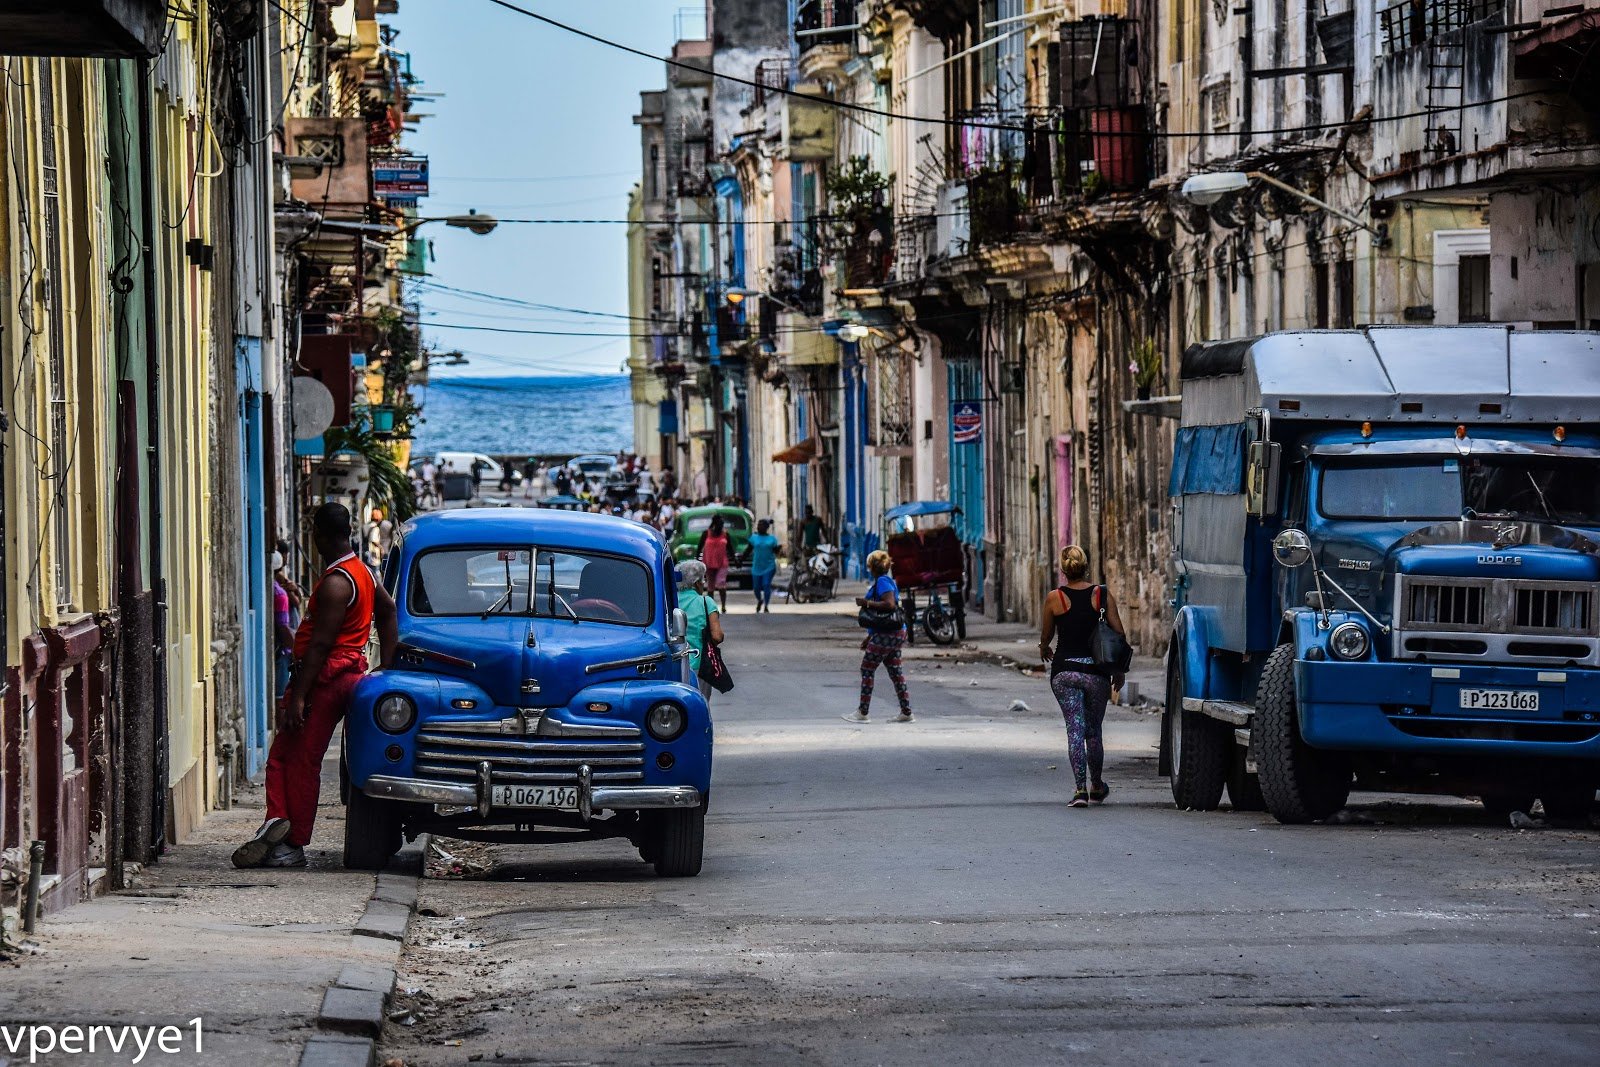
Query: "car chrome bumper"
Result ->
[[361, 774, 701, 815]]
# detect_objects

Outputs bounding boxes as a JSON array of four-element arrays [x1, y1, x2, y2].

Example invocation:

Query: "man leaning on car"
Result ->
[[233, 502, 399, 868]]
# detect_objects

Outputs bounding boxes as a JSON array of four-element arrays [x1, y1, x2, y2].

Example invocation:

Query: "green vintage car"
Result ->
[[670, 505, 755, 587]]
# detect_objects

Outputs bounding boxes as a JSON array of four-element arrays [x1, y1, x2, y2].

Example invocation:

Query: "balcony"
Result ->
[[795, 0, 857, 80], [0, 0, 166, 57]]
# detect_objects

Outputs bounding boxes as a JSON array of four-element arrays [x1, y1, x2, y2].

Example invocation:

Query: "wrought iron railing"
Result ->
[[1379, 0, 1503, 52], [794, 0, 856, 49]]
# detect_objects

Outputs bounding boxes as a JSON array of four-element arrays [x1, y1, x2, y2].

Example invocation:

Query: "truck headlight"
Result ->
[[1328, 623, 1370, 661], [646, 702, 686, 741], [375, 693, 417, 733]]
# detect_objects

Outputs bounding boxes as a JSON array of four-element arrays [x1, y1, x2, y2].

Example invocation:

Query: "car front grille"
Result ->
[[414, 729, 645, 785]]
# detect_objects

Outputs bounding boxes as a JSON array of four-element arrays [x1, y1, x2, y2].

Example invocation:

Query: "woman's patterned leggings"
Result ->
[[859, 632, 911, 714], [1051, 665, 1112, 790]]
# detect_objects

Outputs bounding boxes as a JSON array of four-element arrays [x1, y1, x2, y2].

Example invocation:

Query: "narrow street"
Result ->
[[383, 600, 1600, 1066]]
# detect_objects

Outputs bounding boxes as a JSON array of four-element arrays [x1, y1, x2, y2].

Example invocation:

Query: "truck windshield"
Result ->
[[409, 547, 653, 625], [1319, 455, 1600, 524]]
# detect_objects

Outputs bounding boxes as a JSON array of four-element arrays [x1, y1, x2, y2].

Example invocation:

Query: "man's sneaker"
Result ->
[[262, 843, 307, 868], [889, 711, 916, 723], [1069, 790, 1090, 808], [841, 711, 870, 724], [1089, 782, 1110, 805], [231, 817, 290, 869]]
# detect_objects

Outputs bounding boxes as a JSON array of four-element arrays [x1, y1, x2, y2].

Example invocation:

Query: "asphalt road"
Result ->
[[383, 599, 1600, 1066]]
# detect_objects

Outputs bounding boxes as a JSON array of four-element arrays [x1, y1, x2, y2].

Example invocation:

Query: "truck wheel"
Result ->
[[1255, 644, 1351, 824], [1168, 656, 1229, 812], [1227, 749, 1267, 812], [649, 806, 706, 877], [343, 781, 403, 871]]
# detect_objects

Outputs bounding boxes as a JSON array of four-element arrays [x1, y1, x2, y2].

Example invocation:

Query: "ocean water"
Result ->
[[410, 375, 632, 460]]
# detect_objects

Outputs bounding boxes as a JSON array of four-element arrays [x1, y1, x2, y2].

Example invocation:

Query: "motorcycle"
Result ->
[[787, 543, 842, 603]]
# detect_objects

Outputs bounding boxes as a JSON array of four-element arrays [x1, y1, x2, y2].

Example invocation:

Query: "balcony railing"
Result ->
[[1379, 0, 1504, 52], [795, 0, 857, 50]]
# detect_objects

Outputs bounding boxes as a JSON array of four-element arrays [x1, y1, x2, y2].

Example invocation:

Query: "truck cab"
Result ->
[[342, 509, 711, 874], [1165, 327, 1600, 823]]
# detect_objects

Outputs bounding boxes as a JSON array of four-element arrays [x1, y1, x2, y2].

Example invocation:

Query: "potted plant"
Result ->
[[1130, 338, 1163, 400]]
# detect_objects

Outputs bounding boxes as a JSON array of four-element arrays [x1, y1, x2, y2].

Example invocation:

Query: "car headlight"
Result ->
[[375, 693, 417, 733], [1328, 622, 1370, 661], [646, 701, 686, 741]]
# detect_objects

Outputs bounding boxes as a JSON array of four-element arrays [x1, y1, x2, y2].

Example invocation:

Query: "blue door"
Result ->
[[947, 360, 987, 601]]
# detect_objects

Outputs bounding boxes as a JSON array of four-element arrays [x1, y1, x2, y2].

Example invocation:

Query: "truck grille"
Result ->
[[414, 730, 645, 785], [1514, 586, 1591, 632], [1405, 582, 1485, 628]]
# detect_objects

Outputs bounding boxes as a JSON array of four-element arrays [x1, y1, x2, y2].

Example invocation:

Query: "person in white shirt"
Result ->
[[636, 463, 654, 498]]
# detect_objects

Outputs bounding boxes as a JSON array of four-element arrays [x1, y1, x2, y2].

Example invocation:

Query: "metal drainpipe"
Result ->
[[136, 59, 169, 855]]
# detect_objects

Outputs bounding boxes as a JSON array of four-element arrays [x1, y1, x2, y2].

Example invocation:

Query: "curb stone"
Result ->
[[298, 835, 428, 1067]]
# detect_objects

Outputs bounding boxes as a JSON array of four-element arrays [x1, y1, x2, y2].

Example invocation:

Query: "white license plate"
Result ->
[[490, 784, 579, 809], [1459, 688, 1540, 712]]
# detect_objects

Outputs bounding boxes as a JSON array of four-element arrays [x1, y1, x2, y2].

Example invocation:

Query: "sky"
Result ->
[[389, 1, 697, 378]]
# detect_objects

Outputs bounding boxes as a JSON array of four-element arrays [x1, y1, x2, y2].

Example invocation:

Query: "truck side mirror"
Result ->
[[668, 607, 687, 641], [1273, 528, 1313, 569], [1245, 440, 1281, 517]]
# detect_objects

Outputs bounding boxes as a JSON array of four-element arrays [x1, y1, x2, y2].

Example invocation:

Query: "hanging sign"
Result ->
[[952, 402, 983, 445], [372, 155, 429, 197]]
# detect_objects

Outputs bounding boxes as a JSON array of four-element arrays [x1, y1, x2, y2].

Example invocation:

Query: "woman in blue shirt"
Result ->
[[843, 550, 915, 724], [748, 519, 779, 613]]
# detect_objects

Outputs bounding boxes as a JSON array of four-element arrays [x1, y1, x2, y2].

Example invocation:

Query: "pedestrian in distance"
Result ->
[[675, 560, 725, 704], [699, 513, 731, 612], [233, 502, 399, 868], [271, 549, 295, 699], [800, 505, 825, 556], [748, 518, 779, 613], [1038, 545, 1126, 808], [844, 550, 915, 724]]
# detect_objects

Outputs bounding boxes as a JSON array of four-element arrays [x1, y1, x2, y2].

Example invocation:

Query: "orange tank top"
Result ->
[[293, 553, 376, 660]]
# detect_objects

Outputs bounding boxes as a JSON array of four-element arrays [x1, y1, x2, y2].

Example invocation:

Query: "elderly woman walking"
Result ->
[[843, 550, 915, 724], [675, 560, 725, 703], [1039, 545, 1126, 807]]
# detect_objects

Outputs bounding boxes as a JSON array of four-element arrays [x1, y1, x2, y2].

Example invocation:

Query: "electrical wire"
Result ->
[[479, 0, 1558, 141]]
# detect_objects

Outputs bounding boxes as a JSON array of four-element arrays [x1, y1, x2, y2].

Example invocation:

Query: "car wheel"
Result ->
[[650, 805, 705, 877], [1255, 643, 1351, 824], [343, 777, 403, 871]]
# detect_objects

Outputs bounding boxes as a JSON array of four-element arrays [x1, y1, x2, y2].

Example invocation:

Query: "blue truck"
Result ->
[[1163, 326, 1600, 823]]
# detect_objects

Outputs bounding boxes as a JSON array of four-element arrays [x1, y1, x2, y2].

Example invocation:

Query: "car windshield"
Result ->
[[684, 513, 748, 534], [1318, 455, 1600, 524], [409, 547, 653, 625]]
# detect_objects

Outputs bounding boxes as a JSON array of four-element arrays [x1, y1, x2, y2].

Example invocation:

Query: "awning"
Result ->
[[772, 437, 818, 464]]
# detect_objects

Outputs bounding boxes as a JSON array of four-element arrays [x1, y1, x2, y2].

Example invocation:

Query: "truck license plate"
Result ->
[[1459, 688, 1540, 712], [490, 785, 579, 809]]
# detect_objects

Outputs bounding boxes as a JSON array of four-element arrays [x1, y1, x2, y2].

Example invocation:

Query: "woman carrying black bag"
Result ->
[[843, 550, 915, 724], [1038, 545, 1127, 807]]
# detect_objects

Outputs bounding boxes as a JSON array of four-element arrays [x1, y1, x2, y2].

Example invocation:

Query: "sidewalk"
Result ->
[[904, 610, 1167, 709], [0, 755, 401, 1066]]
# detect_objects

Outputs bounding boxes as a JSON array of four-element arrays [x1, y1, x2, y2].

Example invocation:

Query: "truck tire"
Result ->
[[1167, 654, 1229, 811], [1255, 643, 1351, 824], [650, 806, 706, 877], [343, 780, 403, 871], [1227, 749, 1267, 812]]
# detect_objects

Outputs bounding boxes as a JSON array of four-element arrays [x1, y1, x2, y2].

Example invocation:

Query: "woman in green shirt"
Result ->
[[675, 560, 725, 702]]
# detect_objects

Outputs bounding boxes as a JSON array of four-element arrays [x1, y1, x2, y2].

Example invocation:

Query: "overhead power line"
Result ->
[[480, 0, 1554, 141]]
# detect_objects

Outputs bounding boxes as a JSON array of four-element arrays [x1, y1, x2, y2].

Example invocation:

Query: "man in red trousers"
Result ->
[[234, 502, 398, 868]]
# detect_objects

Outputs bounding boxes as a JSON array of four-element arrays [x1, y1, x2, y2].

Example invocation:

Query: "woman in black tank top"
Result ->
[[1038, 545, 1127, 807]]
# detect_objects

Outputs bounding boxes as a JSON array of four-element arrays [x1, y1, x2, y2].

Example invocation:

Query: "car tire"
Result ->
[[650, 805, 706, 877], [343, 778, 403, 871], [1255, 643, 1351, 824]]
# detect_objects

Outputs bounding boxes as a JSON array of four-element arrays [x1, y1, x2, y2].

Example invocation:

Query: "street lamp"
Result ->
[[1179, 170, 1385, 241], [401, 209, 499, 236]]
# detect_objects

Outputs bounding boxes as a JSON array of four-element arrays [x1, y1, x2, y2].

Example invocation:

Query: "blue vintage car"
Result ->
[[342, 508, 711, 875]]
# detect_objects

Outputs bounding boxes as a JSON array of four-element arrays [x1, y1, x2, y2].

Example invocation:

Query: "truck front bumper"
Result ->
[[362, 773, 702, 816], [1296, 659, 1600, 758]]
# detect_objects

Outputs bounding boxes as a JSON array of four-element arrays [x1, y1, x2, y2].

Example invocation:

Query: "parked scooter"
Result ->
[[788, 543, 842, 603]]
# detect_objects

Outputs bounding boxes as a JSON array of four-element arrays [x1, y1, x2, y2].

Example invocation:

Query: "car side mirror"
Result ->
[[668, 607, 687, 641], [1273, 528, 1313, 569]]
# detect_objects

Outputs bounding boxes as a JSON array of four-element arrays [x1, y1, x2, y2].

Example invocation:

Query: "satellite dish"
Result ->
[[292, 376, 336, 440]]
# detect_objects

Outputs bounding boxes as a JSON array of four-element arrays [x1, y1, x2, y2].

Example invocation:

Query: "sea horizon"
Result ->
[[410, 373, 633, 461]]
